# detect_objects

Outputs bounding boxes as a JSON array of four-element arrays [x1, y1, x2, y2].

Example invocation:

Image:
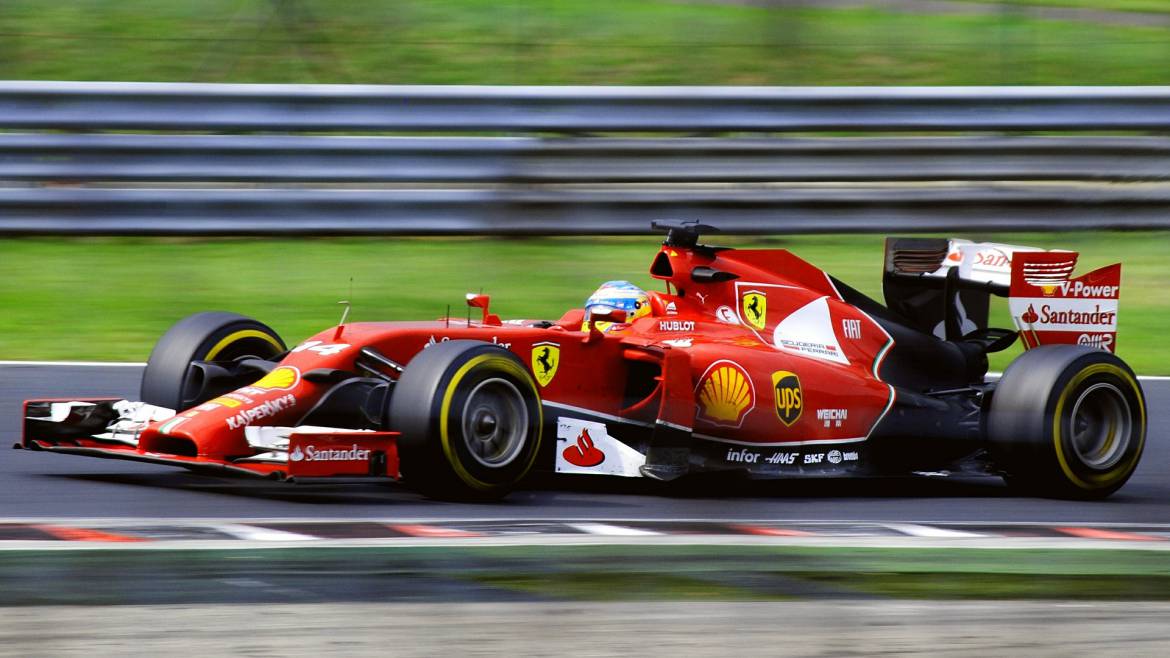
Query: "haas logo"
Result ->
[[562, 428, 605, 467], [289, 445, 305, 462]]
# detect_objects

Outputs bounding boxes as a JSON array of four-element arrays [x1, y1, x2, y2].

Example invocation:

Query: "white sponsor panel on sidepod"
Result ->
[[772, 297, 850, 365], [555, 417, 646, 477]]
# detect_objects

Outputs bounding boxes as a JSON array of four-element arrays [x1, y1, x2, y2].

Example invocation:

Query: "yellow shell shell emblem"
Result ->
[[742, 291, 767, 331], [697, 362, 754, 427], [251, 366, 299, 390], [532, 342, 560, 387]]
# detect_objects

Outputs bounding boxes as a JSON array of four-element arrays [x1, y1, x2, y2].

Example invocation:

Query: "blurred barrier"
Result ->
[[2, 82, 1170, 235], [5, 81, 1170, 132], [4, 187, 1169, 235], [4, 134, 1170, 184]]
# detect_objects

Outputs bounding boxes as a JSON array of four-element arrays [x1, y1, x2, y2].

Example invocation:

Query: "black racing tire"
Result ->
[[140, 311, 286, 411], [389, 340, 543, 501], [989, 345, 1146, 500]]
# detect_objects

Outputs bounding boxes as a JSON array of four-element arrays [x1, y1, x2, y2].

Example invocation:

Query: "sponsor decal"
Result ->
[[741, 291, 767, 331], [765, 451, 798, 465], [696, 361, 755, 428], [1017, 301, 1118, 331], [827, 450, 843, 464], [842, 451, 859, 462], [248, 366, 300, 391], [725, 448, 760, 464], [841, 318, 862, 340], [1077, 333, 1115, 350], [289, 443, 371, 463], [555, 418, 646, 477], [816, 408, 847, 428], [425, 335, 511, 349], [771, 370, 802, 427], [772, 297, 850, 366], [562, 427, 606, 467], [225, 393, 297, 430], [715, 306, 739, 324], [1058, 281, 1119, 298], [658, 320, 695, 332], [804, 453, 825, 464], [206, 396, 243, 409], [291, 340, 351, 356], [531, 342, 560, 388], [665, 301, 678, 315], [156, 417, 187, 435], [663, 338, 693, 348]]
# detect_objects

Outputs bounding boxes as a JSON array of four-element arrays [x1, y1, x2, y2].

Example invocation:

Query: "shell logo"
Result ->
[[696, 361, 755, 427], [251, 366, 300, 391]]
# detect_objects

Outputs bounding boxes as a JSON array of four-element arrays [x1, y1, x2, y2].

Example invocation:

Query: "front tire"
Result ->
[[989, 345, 1146, 499], [141, 311, 286, 410], [389, 340, 543, 500]]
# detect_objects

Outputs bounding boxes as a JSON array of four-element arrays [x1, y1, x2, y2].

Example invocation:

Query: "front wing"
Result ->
[[19, 398, 399, 482]]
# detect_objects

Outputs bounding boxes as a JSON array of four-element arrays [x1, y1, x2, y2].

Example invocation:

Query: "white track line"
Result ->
[[883, 523, 985, 538], [213, 524, 317, 542], [568, 522, 661, 537]]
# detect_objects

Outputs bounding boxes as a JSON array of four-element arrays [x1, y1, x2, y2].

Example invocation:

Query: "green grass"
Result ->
[[2, 0, 1170, 85], [4, 544, 1170, 604], [0, 232, 1165, 373]]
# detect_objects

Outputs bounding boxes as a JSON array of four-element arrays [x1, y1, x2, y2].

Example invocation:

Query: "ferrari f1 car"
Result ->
[[19, 222, 1145, 500]]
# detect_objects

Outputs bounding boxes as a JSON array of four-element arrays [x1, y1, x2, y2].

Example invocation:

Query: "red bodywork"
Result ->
[[22, 240, 901, 481]]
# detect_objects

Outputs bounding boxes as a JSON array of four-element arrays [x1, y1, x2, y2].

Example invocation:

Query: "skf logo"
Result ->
[[696, 361, 755, 427], [771, 370, 802, 427], [742, 291, 767, 330], [531, 342, 560, 387]]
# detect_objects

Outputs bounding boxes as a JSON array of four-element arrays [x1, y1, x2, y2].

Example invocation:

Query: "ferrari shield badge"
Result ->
[[741, 290, 767, 330], [532, 342, 560, 387], [771, 370, 802, 426]]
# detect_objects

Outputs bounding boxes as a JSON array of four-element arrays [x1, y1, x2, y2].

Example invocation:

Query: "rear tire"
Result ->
[[989, 345, 1146, 500], [141, 311, 286, 410], [389, 340, 543, 500]]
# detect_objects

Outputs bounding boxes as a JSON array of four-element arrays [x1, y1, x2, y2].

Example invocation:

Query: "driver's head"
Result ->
[[582, 280, 651, 331]]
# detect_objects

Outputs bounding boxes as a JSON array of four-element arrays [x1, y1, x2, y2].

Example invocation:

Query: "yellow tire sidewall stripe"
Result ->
[[204, 329, 284, 361], [438, 353, 543, 492], [1052, 363, 1146, 491]]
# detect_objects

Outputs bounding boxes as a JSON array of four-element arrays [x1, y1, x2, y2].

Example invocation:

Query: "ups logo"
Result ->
[[771, 370, 802, 427]]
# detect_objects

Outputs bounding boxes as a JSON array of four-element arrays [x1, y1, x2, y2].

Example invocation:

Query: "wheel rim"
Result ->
[[1068, 382, 1131, 470], [460, 377, 529, 468]]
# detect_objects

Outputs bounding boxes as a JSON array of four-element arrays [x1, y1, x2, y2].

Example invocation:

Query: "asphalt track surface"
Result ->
[[1, 363, 1166, 523]]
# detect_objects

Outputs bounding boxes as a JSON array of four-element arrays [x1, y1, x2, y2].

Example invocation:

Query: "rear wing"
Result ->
[[885, 238, 1121, 351], [1008, 251, 1120, 353]]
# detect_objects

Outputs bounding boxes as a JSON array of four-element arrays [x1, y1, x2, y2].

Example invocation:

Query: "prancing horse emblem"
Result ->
[[532, 342, 560, 387], [742, 291, 767, 331]]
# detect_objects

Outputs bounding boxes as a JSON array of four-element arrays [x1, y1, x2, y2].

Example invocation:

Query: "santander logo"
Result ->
[[562, 428, 605, 467], [1021, 305, 1039, 324], [290, 445, 305, 462]]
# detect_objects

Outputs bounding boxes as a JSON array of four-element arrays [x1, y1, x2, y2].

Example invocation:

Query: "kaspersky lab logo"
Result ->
[[772, 370, 802, 427]]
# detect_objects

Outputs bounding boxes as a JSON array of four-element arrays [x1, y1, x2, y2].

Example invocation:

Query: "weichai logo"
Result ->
[[771, 370, 802, 427]]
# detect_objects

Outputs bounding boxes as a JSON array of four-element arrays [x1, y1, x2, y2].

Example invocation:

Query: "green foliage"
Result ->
[[0, 233, 1165, 373], [1, 0, 1170, 84]]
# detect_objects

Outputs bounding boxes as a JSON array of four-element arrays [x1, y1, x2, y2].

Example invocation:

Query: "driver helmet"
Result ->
[[582, 280, 651, 332]]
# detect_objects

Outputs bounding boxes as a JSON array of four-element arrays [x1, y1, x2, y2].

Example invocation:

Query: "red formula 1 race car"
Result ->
[[19, 222, 1146, 500]]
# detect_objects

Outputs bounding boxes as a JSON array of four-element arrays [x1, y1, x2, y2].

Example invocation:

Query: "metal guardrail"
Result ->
[[2, 82, 1170, 235], [4, 81, 1170, 132], [4, 187, 1169, 235], [3, 134, 1170, 184]]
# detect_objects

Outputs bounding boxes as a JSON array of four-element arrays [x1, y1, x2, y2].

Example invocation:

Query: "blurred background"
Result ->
[[3, 0, 1170, 85], [2, 3, 1170, 654]]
